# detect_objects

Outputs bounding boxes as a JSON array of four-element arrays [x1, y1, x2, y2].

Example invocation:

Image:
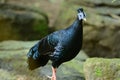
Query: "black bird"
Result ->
[[27, 8, 86, 80]]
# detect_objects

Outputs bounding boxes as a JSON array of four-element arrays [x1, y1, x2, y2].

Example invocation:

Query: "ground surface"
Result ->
[[0, 40, 87, 80]]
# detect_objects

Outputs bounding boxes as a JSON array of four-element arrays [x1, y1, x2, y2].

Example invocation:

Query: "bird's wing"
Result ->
[[50, 42, 64, 62], [47, 30, 64, 47]]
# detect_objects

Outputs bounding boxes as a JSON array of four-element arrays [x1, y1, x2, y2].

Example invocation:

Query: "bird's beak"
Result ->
[[83, 18, 86, 21]]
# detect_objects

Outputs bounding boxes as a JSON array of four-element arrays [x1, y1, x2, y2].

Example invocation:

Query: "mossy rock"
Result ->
[[0, 40, 87, 80], [84, 58, 120, 80], [0, 3, 49, 41]]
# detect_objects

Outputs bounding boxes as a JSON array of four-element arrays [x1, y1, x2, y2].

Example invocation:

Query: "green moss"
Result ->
[[32, 17, 48, 38], [115, 78, 120, 80], [95, 67, 102, 77], [84, 58, 120, 80]]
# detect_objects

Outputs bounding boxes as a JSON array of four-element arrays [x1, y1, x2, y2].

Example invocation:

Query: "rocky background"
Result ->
[[0, 0, 120, 80]]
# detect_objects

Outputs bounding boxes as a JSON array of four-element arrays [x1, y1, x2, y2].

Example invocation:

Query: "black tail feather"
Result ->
[[27, 39, 49, 70], [27, 37, 52, 70], [27, 55, 49, 70]]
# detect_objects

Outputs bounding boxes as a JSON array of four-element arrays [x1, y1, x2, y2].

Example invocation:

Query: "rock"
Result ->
[[53, 0, 120, 57], [0, 3, 49, 41], [5, 0, 63, 27], [84, 0, 120, 6], [0, 40, 88, 80], [84, 58, 120, 80], [1, 0, 120, 58], [83, 20, 120, 57]]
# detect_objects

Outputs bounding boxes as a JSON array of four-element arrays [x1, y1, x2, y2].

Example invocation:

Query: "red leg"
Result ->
[[51, 67, 57, 80]]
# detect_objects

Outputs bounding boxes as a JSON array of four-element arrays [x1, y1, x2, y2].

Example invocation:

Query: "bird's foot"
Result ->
[[47, 67, 57, 80], [51, 75, 56, 80], [47, 75, 56, 80]]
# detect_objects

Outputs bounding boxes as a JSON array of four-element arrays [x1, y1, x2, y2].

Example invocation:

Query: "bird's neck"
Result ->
[[67, 18, 83, 32], [66, 18, 83, 47]]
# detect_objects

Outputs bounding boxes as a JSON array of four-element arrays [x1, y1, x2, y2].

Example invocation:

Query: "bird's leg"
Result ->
[[51, 67, 57, 80]]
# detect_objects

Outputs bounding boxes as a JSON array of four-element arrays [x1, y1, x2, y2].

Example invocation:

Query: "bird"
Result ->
[[27, 8, 86, 80]]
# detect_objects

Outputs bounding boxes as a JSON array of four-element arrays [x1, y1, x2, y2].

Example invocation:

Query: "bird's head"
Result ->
[[77, 8, 86, 21]]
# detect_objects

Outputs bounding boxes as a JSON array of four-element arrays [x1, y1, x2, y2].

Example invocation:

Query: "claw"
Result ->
[[47, 75, 52, 79]]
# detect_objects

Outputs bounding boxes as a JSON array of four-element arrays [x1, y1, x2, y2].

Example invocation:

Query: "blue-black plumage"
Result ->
[[27, 8, 86, 80]]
